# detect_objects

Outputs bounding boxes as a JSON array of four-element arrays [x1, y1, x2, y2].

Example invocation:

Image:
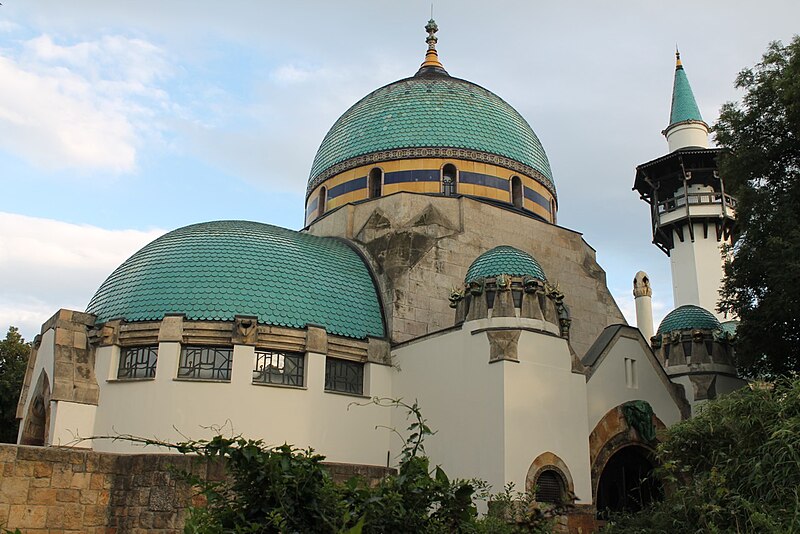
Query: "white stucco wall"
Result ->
[[90, 342, 393, 466], [586, 334, 683, 432], [666, 122, 708, 152], [49, 401, 96, 447], [392, 318, 593, 503], [669, 222, 727, 318]]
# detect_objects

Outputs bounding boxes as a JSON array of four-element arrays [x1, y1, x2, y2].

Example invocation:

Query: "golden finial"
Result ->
[[675, 46, 683, 70], [420, 18, 444, 70]]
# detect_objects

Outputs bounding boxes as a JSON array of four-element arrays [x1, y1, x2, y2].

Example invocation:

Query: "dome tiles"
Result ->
[[657, 304, 720, 335], [86, 221, 385, 339], [307, 71, 554, 196], [465, 245, 546, 283]]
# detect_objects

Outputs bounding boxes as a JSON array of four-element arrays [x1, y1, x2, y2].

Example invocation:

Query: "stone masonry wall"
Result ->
[[307, 193, 626, 358], [0, 444, 393, 533]]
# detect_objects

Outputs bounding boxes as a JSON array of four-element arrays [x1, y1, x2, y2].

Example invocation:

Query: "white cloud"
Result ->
[[0, 34, 171, 173], [0, 212, 165, 340]]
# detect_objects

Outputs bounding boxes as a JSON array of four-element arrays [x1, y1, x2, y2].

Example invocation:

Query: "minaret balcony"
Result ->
[[656, 192, 737, 225]]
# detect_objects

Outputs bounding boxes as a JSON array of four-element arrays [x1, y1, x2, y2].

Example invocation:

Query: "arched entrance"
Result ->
[[596, 445, 661, 518]]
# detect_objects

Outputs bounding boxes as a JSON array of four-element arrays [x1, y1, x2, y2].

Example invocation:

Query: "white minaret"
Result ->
[[633, 271, 654, 342], [633, 51, 736, 321]]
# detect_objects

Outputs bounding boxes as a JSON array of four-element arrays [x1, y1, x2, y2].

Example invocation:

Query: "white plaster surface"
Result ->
[[666, 122, 709, 152], [669, 222, 727, 318], [90, 342, 394, 466]]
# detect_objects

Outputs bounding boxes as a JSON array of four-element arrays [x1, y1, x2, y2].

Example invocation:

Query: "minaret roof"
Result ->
[[669, 50, 704, 126]]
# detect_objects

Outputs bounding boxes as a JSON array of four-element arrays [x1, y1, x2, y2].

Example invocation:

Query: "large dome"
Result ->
[[307, 71, 554, 196], [657, 304, 720, 335], [86, 221, 385, 339]]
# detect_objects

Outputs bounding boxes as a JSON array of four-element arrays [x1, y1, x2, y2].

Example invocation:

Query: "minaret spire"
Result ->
[[416, 19, 449, 76], [663, 49, 709, 151]]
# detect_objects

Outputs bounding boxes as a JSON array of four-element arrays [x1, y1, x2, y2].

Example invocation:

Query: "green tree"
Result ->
[[0, 326, 30, 443], [715, 36, 800, 377], [604, 379, 800, 533]]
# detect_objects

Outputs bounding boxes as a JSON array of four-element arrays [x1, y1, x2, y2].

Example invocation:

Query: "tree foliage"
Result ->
[[0, 326, 30, 443], [604, 379, 800, 533], [715, 36, 800, 377]]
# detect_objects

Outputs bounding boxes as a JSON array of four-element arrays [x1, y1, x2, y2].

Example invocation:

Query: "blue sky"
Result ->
[[1, 1, 799, 339]]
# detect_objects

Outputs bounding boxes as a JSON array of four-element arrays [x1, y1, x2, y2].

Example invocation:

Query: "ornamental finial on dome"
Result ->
[[675, 46, 683, 70], [416, 18, 449, 76]]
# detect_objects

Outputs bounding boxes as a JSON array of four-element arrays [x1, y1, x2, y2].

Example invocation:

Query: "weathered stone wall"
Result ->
[[307, 193, 626, 357], [0, 444, 393, 533]]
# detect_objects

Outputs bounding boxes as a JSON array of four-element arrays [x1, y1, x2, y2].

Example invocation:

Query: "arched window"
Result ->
[[550, 198, 557, 223], [368, 168, 382, 199], [319, 187, 327, 215], [534, 469, 566, 504], [511, 176, 523, 208], [442, 164, 457, 196]]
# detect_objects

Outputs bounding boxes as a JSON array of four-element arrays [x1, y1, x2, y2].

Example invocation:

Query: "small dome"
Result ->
[[86, 221, 385, 339], [308, 72, 554, 197], [719, 320, 739, 337], [465, 245, 546, 283], [657, 304, 720, 335]]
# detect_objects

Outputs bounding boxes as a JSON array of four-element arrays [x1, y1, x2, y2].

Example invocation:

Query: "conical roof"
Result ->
[[669, 51, 704, 126]]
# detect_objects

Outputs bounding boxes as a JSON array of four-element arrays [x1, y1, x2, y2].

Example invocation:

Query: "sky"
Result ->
[[1, 1, 798, 341]]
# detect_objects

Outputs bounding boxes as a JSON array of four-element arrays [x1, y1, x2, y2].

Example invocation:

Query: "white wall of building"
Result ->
[[90, 342, 394, 467], [392, 318, 593, 503], [586, 334, 683, 432], [669, 222, 726, 318], [665, 122, 708, 152]]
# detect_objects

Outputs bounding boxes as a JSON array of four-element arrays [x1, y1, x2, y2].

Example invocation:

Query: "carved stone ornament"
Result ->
[[233, 315, 258, 345]]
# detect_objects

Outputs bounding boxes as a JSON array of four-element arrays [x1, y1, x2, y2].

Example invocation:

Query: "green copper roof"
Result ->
[[669, 59, 704, 126], [86, 221, 385, 339], [309, 72, 553, 191], [465, 245, 546, 283], [657, 305, 720, 335], [719, 320, 739, 337]]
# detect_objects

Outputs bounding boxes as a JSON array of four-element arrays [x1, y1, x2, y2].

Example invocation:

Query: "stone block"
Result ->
[[305, 325, 328, 354], [27, 487, 58, 505], [0, 445, 18, 463], [32, 461, 53, 478], [80, 489, 99, 505], [70, 471, 91, 490], [57, 488, 81, 502], [13, 460, 34, 477], [8, 504, 47, 529], [0, 477, 30, 504], [158, 316, 183, 343], [46, 504, 66, 528], [84, 504, 109, 527]]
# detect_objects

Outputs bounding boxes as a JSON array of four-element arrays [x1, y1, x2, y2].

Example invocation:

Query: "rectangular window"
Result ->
[[624, 357, 638, 389], [324, 358, 364, 395], [253, 350, 304, 387], [178, 346, 232, 381], [118, 346, 158, 379]]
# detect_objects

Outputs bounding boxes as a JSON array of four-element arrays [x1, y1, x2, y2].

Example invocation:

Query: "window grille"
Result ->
[[535, 470, 565, 504], [325, 358, 364, 395], [253, 350, 304, 386], [178, 346, 233, 381], [118, 346, 158, 379]]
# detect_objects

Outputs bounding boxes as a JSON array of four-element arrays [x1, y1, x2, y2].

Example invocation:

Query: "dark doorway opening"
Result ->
[[596, 446, 662, 518], [442, 164, 457, 196]]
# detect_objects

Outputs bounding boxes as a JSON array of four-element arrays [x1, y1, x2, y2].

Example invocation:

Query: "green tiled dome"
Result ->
[[308, 71, 554, 193], [86, 221, 385, 339], [465, 245, 546, 283], [657, 305, 720, 335]]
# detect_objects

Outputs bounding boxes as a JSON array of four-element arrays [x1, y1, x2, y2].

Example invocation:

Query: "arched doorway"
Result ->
[[596, 445, 661, 518], [441, 164, 457, 196], [19, 370, 51, 446]]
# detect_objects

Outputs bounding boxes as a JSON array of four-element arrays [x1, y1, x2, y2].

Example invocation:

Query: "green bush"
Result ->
[[604, 378, 800, 533]]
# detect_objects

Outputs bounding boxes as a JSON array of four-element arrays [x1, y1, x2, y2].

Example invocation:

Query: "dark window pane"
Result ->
[[324, 358, 364, 395], [535, 470, 565, 504], [118, 346, 158, 379], [178, 346, 232, 381]]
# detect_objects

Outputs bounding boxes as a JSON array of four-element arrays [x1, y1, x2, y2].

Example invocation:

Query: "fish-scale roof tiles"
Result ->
[[657, 304, 720, 335], [309, 71, 553, 191], [86, 221, 385, 339], [670, 64, 704, 126], [465, 245, 546, 283]]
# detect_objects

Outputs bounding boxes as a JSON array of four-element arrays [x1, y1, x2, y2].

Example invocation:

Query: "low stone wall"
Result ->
[[0, 444, 393, 533]]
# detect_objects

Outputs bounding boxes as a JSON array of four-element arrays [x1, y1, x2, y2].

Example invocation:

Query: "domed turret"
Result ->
[[305, 21, 556, 225], [449, 245, 569, 337], [87, 221, 385, 339], [656, 304, 720, 335]]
